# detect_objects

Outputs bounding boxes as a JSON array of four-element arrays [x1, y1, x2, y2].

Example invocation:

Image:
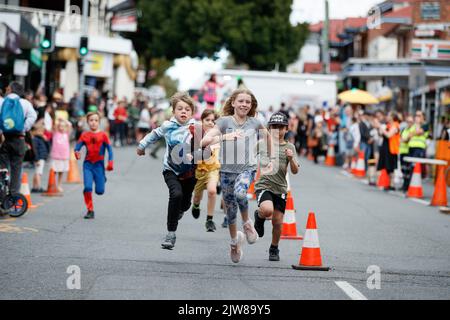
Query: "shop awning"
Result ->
[[0, 22, 20, 54]]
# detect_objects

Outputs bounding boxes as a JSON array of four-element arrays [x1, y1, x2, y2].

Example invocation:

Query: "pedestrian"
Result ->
[[377, 111, 400, 190], [191, 109, 221, 232], [201, 88, 272, 263], [359, 111, 374, 171], [137, 92, 199, 250], [136, 102, 152, 143], [399, 115, 414, 192], [31, 121, 50, 193], [50, 118, 72, 193], [253, 112, 300, 261], [74, 112, 114, 220], [201, 74, 222, 110], [311, 120, 328, 164], [113, 100, 128, 147], [0, 82, 37, 208]]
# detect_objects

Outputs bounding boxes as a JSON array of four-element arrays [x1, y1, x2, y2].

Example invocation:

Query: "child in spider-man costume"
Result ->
[[74, 112, 114, 219]]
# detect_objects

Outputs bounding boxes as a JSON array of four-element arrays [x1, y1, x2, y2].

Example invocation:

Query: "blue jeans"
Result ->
[[360, 142, 373, 172]]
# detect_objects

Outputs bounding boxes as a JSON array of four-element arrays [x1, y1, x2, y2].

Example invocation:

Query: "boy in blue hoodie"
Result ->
[[137, 92, 200, 250]]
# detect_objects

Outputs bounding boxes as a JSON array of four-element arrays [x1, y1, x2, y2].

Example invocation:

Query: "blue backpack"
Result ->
[[0, 97, 25, 133]]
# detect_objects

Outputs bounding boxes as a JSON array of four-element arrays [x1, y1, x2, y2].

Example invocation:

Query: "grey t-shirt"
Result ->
[[216, 116, 264, 173], [255, 141, 297, 195]]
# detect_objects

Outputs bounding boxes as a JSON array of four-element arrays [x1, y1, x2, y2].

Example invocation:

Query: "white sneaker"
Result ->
[[243, 219, 259, 244], [230, 231, 245, 263]]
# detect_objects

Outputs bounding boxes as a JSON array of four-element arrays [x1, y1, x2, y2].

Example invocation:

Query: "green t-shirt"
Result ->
[[255, 141, 297, 195]]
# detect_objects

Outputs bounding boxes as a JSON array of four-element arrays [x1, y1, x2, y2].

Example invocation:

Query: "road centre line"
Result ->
[[335, 281, 368, 300]]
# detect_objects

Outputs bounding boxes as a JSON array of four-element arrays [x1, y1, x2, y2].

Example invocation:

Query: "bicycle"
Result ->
[[0, 169, 28, 218]]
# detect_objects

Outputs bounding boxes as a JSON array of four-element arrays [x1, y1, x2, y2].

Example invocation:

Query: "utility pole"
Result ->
[[79, 0, 89, 111], [322, 0, 330, 74]]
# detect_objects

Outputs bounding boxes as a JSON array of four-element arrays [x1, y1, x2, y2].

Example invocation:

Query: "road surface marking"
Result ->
[[409, 198, 430, 206], [335, 281, 368, 300]]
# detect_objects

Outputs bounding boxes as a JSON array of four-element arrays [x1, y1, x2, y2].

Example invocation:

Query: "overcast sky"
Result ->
[[168, 0, 383, 91]]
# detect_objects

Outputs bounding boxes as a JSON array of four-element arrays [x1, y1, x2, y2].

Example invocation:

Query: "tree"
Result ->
[[131, 0, 309, 76]]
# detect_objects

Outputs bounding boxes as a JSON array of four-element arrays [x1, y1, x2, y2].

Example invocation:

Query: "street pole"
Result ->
[[41, 54, 48, 96], [322, 0, 330, 74], [79, 0, 89, 111]]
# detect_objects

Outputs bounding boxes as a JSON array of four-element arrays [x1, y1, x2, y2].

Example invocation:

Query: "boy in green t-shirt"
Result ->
[[254, 112, 300, 262]]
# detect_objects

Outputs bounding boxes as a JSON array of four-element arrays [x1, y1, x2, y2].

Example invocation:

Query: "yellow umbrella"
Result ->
[[338, 89, 380, 105]]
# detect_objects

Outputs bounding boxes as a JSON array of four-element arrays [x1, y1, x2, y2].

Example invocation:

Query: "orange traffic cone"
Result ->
[[377, 169, 390, 189], [292, 212, 329, 271], [281, 174, 302, 240], [353, 151, 366, 178], [325, 144, 336, 167], [20, 172, 37, 209], [281, 192, 303, 240], [350, 156, 357, 174], [42, 169, 63, 197], [407, 163, 423, 199], [431, 165, 448, 207], [66, 150, 81, 184]]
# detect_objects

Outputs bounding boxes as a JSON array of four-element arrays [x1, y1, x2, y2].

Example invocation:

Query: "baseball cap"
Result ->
[[268, 112, 288, 126]]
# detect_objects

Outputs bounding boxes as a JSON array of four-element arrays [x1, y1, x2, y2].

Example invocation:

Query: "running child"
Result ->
[[201, 88, 272, 263], [253, 112, 299, 262], [191, 109, 220, 232], [74, 112, 114, 219], [50, 118, 72, 193], [137, 92, 200, 250]]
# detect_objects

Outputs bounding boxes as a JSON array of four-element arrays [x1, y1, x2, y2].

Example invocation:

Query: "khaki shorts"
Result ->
[[194, 169, 219, 197]]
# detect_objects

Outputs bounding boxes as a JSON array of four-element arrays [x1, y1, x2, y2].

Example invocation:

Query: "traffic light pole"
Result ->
[[79, 0, 89, 111]]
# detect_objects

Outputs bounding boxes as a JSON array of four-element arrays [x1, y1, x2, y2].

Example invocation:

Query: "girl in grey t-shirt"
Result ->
[[201, 88, 272, 264]]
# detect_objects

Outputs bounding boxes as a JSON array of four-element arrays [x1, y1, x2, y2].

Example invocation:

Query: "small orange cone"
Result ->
[[325, 144, 336, 167], [407, 163, 423, 199], [42, 169, 63, 197], [377, 169, 390, 189], [281, 173, 303, 240], [431, 165, 448, 207], [65, 150, 81, 184], [292, 212, 329, 271], [350, 156, 357, 174], [20, 172, 37, 209], [353, 151, 366, 178]]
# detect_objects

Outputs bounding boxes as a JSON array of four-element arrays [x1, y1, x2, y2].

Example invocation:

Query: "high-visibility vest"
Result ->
[[408, 124, 428, 149], [399, 126, 413, 155]]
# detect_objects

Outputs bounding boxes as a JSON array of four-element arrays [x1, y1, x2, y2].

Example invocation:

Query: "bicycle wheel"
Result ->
[[6, 194, 28, 218]]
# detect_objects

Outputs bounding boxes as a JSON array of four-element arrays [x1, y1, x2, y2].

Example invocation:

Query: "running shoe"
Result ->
[[269, 247, 280, 261], [205, 220, 216, 232], [221, 216, 228, 228], [230, 231, 245, 263], [192, 205, 200, 219], [84, 211, 95, 219], [161, 232, 176, 250], [243, 219, 259, 244], [254, 210, 265, 238]]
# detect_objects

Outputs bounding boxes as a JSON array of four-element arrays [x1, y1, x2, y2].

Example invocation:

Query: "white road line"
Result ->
[[409, 198, 430, 206], [335, 281, 368, 300]]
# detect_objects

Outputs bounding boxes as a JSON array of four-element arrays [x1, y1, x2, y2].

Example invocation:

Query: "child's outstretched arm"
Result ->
[[74, 134, 86, 160], [136, 123, 167, 156], [105, 136, 114, 171]]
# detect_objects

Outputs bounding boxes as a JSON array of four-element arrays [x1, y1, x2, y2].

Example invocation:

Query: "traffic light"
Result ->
[[79, 36, 89, 57], [41, 25, 55, 53]]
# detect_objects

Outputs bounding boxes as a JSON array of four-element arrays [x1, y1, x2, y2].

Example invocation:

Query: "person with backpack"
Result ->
[[0, 82, 37, 206]]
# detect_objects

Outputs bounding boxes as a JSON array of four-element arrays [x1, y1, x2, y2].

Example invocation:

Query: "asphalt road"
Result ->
[[1, 146, 449, 300]]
